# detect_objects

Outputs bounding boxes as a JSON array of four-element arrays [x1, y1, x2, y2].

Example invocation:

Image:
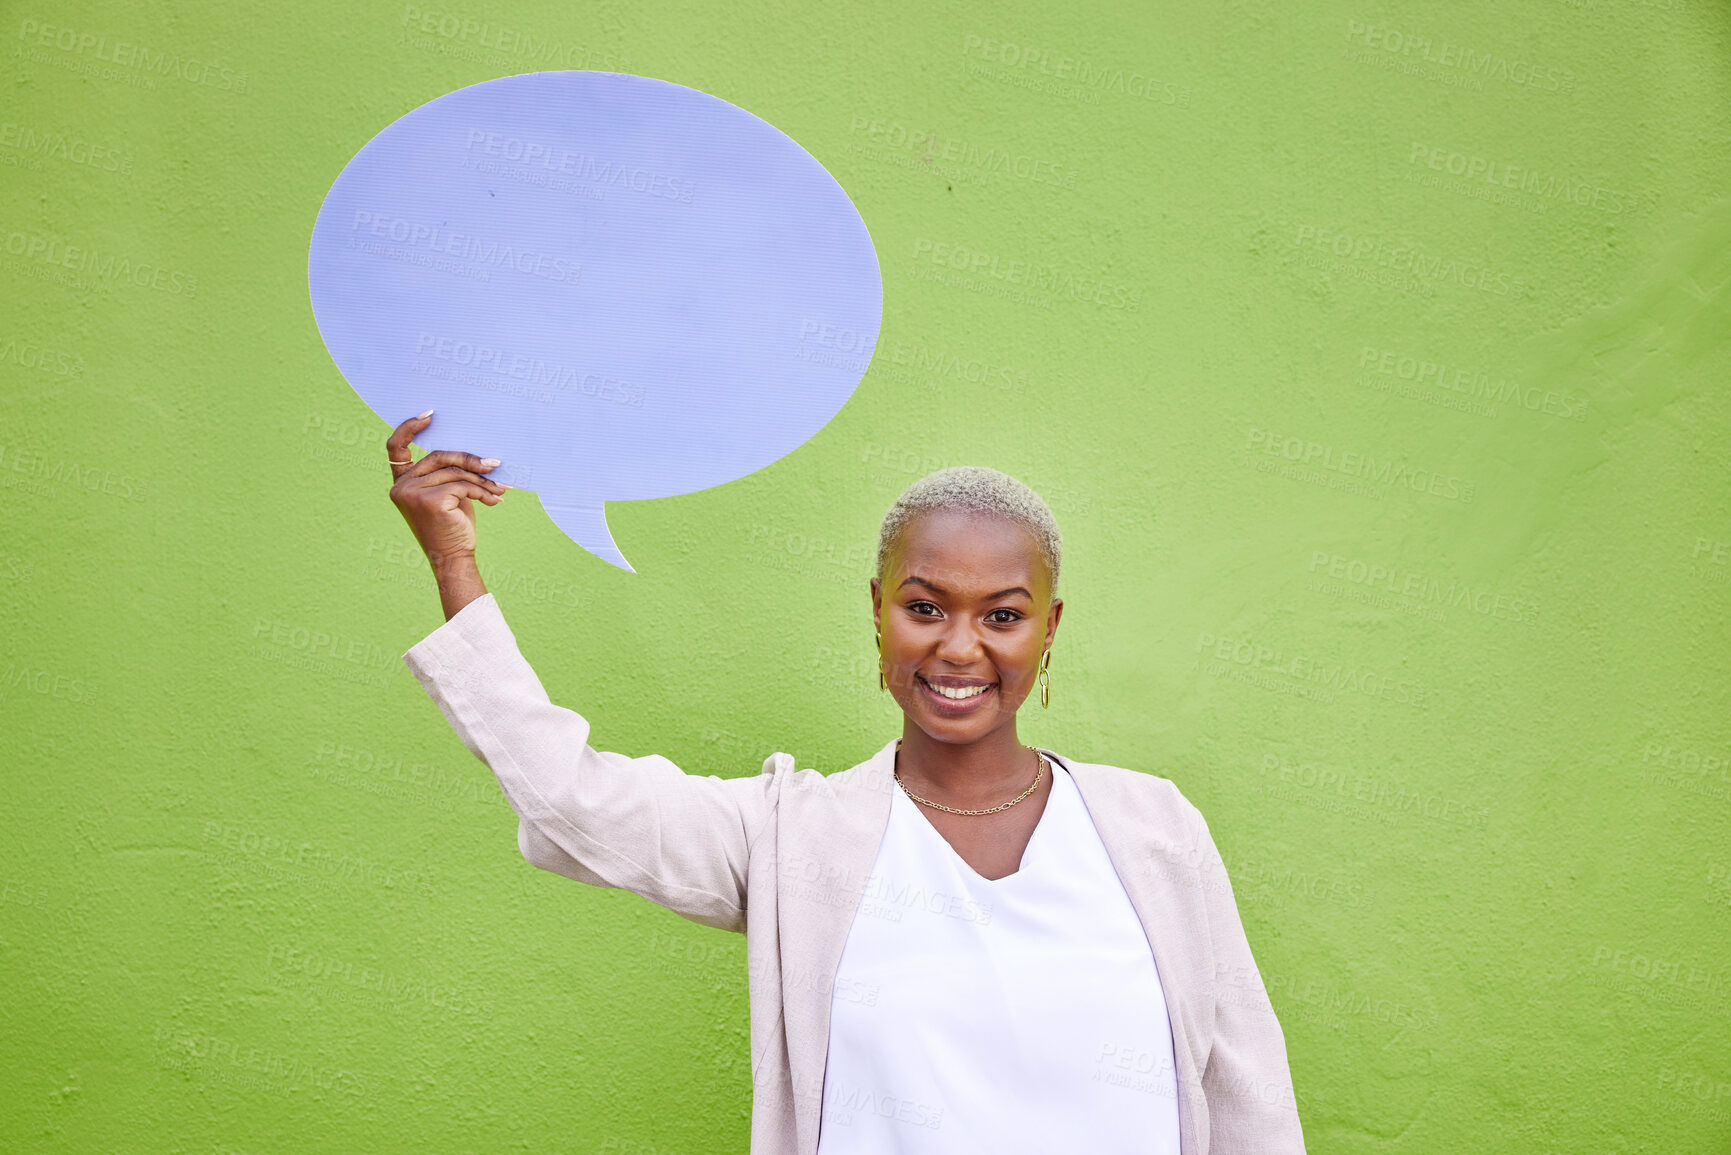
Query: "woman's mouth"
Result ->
[[916, 674, 996, 713]]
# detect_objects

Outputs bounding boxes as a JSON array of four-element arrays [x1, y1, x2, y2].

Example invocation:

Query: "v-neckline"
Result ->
[[898, 750, 1066, 885]]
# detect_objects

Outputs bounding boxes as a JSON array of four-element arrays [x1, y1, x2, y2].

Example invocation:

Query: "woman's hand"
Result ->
[[386, 410, 508, 619]]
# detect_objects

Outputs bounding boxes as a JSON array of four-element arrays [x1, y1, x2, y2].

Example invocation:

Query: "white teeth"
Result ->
[[929, 681, 990, 700]]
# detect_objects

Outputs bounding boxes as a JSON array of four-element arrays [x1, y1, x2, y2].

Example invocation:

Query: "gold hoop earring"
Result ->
[[1037, 648, 1052, 709], [875, 630, 886, 692]]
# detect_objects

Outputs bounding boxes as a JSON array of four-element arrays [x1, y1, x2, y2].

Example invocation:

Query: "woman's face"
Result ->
[[870, 509, 1063, 746]]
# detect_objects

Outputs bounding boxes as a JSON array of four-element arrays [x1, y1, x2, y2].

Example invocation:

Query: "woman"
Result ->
[[385, 411, 1305, 1154]]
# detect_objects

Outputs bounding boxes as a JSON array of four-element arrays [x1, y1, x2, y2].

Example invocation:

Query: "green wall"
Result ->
[[4, 0, 1729, 1151]]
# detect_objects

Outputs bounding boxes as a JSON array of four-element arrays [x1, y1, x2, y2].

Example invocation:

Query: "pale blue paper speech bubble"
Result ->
[[308, 71, 882, 571]]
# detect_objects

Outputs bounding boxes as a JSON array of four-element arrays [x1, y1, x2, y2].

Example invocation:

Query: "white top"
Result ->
[[814, 754, 1182, 1155]]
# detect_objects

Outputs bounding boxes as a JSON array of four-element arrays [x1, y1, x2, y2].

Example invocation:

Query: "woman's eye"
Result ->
[[988, 610, 1023, 624], [908, 601, 940, 616]]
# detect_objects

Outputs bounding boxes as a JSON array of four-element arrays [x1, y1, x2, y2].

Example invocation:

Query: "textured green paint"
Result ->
[[2, 0, 1729, 1151]]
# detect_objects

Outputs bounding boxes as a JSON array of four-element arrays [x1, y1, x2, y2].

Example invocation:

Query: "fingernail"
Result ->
[[480, 458, 501, 468], [417, 408, 434, 419]]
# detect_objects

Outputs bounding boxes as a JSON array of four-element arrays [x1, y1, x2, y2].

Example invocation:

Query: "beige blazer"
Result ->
[[404, 594, 1305, 1154]]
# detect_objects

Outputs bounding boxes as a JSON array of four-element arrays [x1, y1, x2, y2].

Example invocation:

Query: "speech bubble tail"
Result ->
[[543, 500, 635, 573]]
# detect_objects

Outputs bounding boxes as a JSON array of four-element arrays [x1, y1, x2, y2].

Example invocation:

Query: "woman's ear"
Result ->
[[870, 576, 882, 632], [1044, 597, 1063, 650]]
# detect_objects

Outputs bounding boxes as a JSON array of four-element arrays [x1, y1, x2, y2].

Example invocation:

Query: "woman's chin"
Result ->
[[907, 704, 1009, 745]]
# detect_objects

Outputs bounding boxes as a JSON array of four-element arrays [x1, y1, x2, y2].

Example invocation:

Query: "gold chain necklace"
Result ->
[[892, 741, 1047, 816]]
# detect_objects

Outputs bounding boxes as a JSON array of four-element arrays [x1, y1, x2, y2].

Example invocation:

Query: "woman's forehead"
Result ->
[[889, 510, 1050, 591]]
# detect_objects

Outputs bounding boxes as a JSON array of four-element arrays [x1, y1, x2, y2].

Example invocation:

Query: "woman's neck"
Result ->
[[894, 724, 1041, 807]]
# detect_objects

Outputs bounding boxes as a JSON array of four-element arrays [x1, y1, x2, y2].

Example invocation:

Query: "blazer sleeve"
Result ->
[[1194, 807, 1308, 1152], [401, 593, 781, 934]]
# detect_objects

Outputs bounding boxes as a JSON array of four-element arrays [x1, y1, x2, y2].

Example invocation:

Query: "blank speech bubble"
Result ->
[[308, 71, 882, 571]]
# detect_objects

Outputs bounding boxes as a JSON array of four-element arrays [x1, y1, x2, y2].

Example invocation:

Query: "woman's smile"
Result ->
[[916, 673, 997, 713]]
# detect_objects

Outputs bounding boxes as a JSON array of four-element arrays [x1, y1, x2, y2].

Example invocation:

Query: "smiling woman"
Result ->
[[869, 469, 1068, 884], [387, 417, 1305, 1155]]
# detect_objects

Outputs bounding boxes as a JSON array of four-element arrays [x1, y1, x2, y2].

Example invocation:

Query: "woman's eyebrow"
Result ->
[[899, 575, 1031, 600]]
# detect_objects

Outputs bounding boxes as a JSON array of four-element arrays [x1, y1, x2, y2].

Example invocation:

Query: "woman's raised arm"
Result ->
[[385, 412, 782, 933], [403, 594, 780, 932]]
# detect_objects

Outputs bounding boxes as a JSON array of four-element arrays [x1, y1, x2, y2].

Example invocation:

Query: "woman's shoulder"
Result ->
[[1050, 753, 1208, 827]]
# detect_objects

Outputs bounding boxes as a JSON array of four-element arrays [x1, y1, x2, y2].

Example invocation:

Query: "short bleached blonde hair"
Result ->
[[876, 466, 1062, 595]]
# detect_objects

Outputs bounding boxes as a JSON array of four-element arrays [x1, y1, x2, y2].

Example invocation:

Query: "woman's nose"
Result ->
[[935, 620, 985, 663]]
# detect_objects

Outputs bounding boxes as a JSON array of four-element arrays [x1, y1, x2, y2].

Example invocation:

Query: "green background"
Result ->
[[3, 0, 1729, 1151]]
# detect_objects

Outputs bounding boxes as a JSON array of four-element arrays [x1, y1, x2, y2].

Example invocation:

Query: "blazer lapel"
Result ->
[[1060, 754, 1210, 1155], [776, 738, 898, 1155]]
